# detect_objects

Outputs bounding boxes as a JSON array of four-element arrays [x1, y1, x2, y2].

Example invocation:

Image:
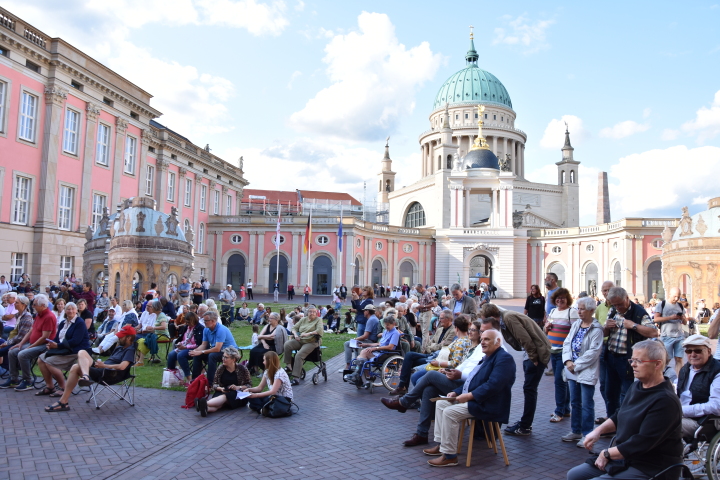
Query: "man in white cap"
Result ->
[[676, 334, 720, 437], [218, 284, 237, 322]]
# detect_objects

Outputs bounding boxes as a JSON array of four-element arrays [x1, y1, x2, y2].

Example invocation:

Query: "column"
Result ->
[[256, 231, 265, 292], [464, 189, 471, 228], [365, 237, 372, 285], [37, 86, 67, 228], [345, 232, 354, 287], [419, 241, 426, 285], [623, 235, 633, 292], [599, 239, 606, 283], [335, 228, 343, 289], [214, 231, 223, 287], [79, 102, 101, 232], [492, 136, 498, 157], [193, 176, 203, 237], [569, 242, 576, 293], [425, 243, 432, 285], [291, 232, 300, 286], [503, 137, 509, 167], [111, 117, 128, 208], [499, 188, 507, 227], [249, 231, 257, 285], [506, 186, 514, 227], [489, 189, 495, 227], [540, 242, 547, 284], [393, 240, 399, 286], [510, 139, 516, 174], [300, 232, 307, 287], [635, 235, 644, 298], [531, 243, 537, 289], [155, 155, 169, 212], [138, 129, 152, 197]]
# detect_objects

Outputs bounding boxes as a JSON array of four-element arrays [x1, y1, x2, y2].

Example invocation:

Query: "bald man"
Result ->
[[654, 287, 689, 376]]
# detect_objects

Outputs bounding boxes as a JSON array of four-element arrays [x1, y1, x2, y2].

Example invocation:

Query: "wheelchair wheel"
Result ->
[[312, 373, 318, 385], [380, 355, 404, 391], [300, 369, 306, 380], [322, 363, 327, 382], [706, 430, 720, 479]]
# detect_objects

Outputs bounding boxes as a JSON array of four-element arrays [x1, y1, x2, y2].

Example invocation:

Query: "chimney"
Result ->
[[597, 172, 610, 224]]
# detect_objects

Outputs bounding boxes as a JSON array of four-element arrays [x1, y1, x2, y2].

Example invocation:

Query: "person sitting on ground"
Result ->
[[570, 339, 682, 480], [167, 312, 203, 385], [252, 304, 266, 325], [341, 304, 380, 372], [137, 300, 168, 365], [423, 329, 516, 467], [675, 334, 720, 438], [36, 302, 91, 397], [93, 300, 138, 354], [190, 311, 238, 381], [0, 295, 47, 390], [44, 325, 137, 412], [388, 310, 457, 396], [381, 319, 488, 447], [283, 306, 324, 385], [244, 351, 294, 413], [247, 312, 288, 376], [236, 302, 250, 323], [196, 346, 252, 417]]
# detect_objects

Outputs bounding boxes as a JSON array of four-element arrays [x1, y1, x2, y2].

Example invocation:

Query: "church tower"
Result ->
[[556, 125, 580, 227], [378, 137, 396, 205]]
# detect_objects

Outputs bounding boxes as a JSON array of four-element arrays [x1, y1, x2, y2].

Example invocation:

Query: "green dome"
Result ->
[[433, 38, 512, 110]]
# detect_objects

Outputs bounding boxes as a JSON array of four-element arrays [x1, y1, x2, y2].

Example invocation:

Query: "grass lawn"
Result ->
[[131, 301, 355, 389]]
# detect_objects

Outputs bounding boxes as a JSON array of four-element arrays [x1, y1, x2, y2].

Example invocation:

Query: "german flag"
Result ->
[[303, 209, 312, 254]]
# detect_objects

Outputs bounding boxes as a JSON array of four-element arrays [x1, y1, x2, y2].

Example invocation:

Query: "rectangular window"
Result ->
[[225, 195, 231, 215], [213, 190, 219, 215], [63, 109, 80, 154], [10, 253, 26, 283], [200, 268, 206, 278], [167, 171, 176, 202], [12, 176, 31, 225], [19, 92, 38, 142], [70, 80, 83, 91], [96, 124, 110, 166], [59, 256, 73, 280], [184, 178, 192, 206], [25, 60, 40, 73], [0, 81, 5, 133], [145, 165, 154, 196], [124, 136, 137, 174], [200, 185, 207, 211], [58, 185, 74, 230], [91, 193, 107, 231]]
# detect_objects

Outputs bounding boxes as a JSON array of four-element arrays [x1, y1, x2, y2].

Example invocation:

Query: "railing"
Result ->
[[372, 224, 389, 232], [167, 136, 181, 147], [608, 221, 622, 230], [546, 229, 569, 235], [184, 144, 196, 154], [398, 228, 419, 235], [528, 217, 679, 237], [0, 11, 14, 31], [24, 27, 46, 49], [580, 226, 600, 233], [642, 219, 677, 227], [462, 228, 513, 235]]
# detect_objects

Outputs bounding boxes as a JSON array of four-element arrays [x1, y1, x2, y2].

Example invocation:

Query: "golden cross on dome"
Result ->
[[469, 25, 474, 39]]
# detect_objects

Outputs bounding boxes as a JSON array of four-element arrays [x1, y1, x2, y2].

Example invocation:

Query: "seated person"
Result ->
[[381, 319, 488, 446], [252, 304, 266, 325], [247, 312, 287, 376], [570, 340, 683, 480], [93, 308, 119, 346], [94, 292, 110, 320], [388, 310, 457, 396], [0, 295, 35, 374], [167, 312, 203, 385], [189, 311, 238, 381], [410, 314, 471, 387], [93, 300, 138, 354], [137, 300, 168, 365], [423, 330, 515, 467], [676, 334, 720, 438], [1, 295, 54, 391], [283, 306, 324, 385], [196, 346, 251, 417], [345, 314, 401, 384], [37, 302, 91, 397], [45, 325, 137, 412], [341, 304, 379, 371], [236, 302, 250, 323], [244, 351, 294, 412]]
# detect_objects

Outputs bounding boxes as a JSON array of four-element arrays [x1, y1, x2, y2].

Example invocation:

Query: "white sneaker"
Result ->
[[92, 347, 101, 354], [338, 368, 346, 373], [576, 437, 586, 448], [561, 432, 582, 442]]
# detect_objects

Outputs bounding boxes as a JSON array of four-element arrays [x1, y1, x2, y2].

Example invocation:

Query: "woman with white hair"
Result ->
[[561, 296, 604, 446]]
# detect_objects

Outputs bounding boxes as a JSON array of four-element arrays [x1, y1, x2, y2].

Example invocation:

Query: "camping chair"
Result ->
[[86, 364, 136, 409]]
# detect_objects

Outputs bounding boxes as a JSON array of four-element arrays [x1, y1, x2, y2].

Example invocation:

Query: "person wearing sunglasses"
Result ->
[[195, 346, 251, 417], [675, 334, 720, 438]]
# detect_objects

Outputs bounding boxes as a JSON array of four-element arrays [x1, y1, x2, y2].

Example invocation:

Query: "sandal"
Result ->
[[49, 389, 65, 397], [35, 387, 55, 396], [550, 413, 564, 423], [78, 374, 92, 387], [45, 401, 70, 412]]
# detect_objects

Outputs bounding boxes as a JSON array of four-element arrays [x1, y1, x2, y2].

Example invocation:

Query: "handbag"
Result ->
[[260, 395, 297, 418], [161, 369, 183, 388], [44, 346, 72, 357], [426, 346, 451, 371]]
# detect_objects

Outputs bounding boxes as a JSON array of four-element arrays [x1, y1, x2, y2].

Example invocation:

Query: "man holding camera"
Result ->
[[654, 287, 690, 377]]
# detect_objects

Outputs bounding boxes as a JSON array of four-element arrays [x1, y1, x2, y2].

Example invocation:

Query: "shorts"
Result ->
[[89, 366, 123, 384], [662, 336, 685, 359], [39, 353, 78, 370]]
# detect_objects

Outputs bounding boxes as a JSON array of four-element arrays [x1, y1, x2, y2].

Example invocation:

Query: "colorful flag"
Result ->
[[337, 206, 343, 252], [303, 208, 312, 254]]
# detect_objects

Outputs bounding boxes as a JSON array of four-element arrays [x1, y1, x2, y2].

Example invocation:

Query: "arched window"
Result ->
[[404, 202, 426, 228], [446, 154, 452, 169], [184, 219, 190, 232], [570, 170, 575, 183], [561, 171, 566, 185], [198, 223, 205, 254]]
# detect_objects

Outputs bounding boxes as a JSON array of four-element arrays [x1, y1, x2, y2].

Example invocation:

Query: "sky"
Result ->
[[7, 0, 720, 225]]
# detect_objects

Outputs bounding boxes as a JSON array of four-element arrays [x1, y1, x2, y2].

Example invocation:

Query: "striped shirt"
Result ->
[[547, 307, 579, 351]]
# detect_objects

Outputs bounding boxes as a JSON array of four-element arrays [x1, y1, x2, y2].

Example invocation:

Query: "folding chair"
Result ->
[[86, 365, 136, 409], [150, 333, 172, 362]]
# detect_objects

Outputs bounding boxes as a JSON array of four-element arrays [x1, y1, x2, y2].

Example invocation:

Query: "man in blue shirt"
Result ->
[[178, 277, 191, 301], [189, 311, 237, 381], [544, 273, 559, 317], [341, 305, 379, 371]]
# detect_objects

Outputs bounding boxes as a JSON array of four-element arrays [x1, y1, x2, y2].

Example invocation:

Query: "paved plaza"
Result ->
[[0, 303, 611, 480]]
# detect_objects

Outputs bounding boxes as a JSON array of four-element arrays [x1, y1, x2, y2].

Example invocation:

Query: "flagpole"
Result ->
[[338, 205, 343, 289], [306, 205, 312, 291], [276, 202, 281, 283]]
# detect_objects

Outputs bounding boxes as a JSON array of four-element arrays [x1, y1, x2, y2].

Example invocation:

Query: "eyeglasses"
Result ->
[[627, 358, 659, 365], [685, 348, 706, 355], [222, 355, 232, 359], [468, 328, 478, 332]]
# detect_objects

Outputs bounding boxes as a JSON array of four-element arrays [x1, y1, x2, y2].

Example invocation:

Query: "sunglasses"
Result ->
[[685, 348, 706, 355]]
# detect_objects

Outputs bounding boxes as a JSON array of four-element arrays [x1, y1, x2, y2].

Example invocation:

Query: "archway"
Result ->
[[548, 262, 565, 288], [399, 260, 414, 286], [114, 272, 120, 300], [312, 255, 332, 295], [269, 254, 289, 293], [166, 273, 178, 298], [353, 256, 361, 287], [583, 262, 598, 297], [371, 258, 384, 287], [469, 254, 492, 291], [96, 271, 105, 294], [647, 260, 663, 300], [132, 272, 143, 303], [227, 254, 246, 289], [613, 262, 622, 287]]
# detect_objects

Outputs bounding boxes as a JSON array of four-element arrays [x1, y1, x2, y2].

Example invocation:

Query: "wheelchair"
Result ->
[[683, 415, 720, 479], [342, 349, 404, 394], [288, 337, 327, 385]]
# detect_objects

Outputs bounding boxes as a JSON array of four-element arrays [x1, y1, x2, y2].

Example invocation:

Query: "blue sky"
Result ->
[[8, 0, 720, 225]]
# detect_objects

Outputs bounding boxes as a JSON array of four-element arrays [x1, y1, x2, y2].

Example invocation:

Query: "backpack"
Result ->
[[182, 375, 208, 409]]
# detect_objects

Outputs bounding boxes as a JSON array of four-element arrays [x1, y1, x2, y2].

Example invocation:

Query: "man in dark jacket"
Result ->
[[423, 329, 515, 467], [447, 283, 477, 317], [676, 334, 720, 437]]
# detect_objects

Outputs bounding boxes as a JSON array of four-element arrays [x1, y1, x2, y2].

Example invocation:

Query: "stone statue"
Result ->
[[453, 153, 462, 171], [204, 144, 211, 152], [238, 156, 244, 170], [679, 206, 693, 237], [165, 207, 179, 236], [589, 280, 597, 298], [146, 259, 156, 284], [661, 226, 673, 244], [136, 211, 146, 233], [185, 225, 194, 243], [98, 207, 110, 235], [499, 155, 510, 172], [696, 214, 708, 236], [84, 225, 93, 242], [512, 210, 524, 229], [118, 212, 126, 234], [385, 181, 390, 192], [154, 216, 164, 235]]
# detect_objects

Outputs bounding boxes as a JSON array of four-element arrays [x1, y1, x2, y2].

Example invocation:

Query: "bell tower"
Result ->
[[556, 124, 580, 227], [378, 137, 396, 204]]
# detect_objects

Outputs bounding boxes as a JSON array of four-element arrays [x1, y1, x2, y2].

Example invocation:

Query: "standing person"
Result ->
[[654, 287, 689, 377], [546, 288, 579, 422], [544, 273, 559, 317], [0, 275, 11, 297], [561, 297, 604, 446], [604, 287, 659, 418], [202, 278, 210, 300], [287, 283, 294, 301], [246, 279, 254, 301], [524, 285, 546, 329], [68, 282, 96, 316], [416, 284, 434, 350], [303, 284, 311, 303], [593, 281, 614, 424], [192, 282, 204, 306], [178, 277, 191, 302], [218, 285, 237, 321], [238, 284, 245, 302], [340, 284, 348, 305], [350, 286, 375, 337]]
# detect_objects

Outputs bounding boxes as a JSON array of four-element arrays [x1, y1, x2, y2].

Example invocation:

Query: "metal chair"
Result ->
[[86, 365, 136, 409]]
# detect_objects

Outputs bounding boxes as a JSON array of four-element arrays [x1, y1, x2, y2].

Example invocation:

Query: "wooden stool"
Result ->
[[458, 419, 510, 467]]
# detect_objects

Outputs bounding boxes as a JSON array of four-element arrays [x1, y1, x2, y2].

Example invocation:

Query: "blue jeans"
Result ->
[[550, 352, 570, 416], [167, 349, 192, 378], [410, 368, 427, 387], [605, 351, 634, 417], [304, 294, 309, 302], [192, 351, 223, 381], [398, 352, 430, 389], [356, 322, 365, 337], [568, 379, 596, 435]]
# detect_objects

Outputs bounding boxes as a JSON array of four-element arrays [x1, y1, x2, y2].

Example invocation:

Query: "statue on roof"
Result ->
[[679, 206, 693, 237], [98, 207, 110, 235], [239, 156, 244, 170]]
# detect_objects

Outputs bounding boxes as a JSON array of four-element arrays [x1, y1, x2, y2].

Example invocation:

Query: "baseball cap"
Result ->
[[116, 325, 137, 338]]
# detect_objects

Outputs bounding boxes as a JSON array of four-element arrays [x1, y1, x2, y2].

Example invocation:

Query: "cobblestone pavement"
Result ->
[[0, 303, 613, 480]]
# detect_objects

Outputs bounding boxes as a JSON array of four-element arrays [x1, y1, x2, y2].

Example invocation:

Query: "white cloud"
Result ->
[[539, 115, 588, 149], [643, 108, 652, 119], [681, 90, 720, 143], [608, 145, 720, 217], [287, 70, 302, 89], [294, 0, 304, 11], [289, 12, 443, 142], [599, 120, 650, 139], [525, 164, 600, 225], [662, 129, 680, 141], [492, 14, 555, 53]]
